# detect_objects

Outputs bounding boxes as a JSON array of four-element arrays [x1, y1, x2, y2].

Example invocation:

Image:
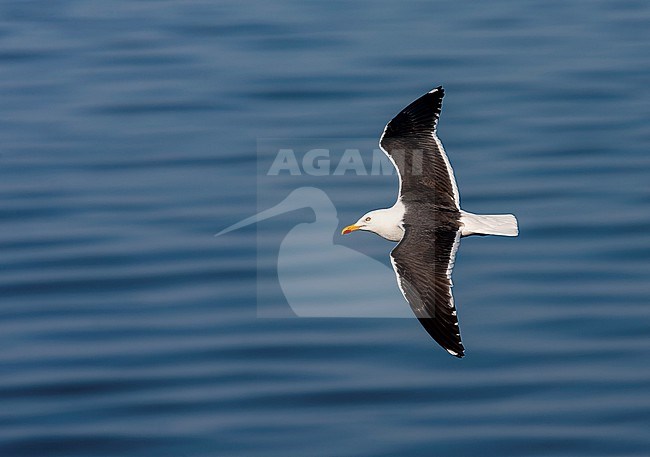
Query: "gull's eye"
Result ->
[[365, 217, 371, 222]]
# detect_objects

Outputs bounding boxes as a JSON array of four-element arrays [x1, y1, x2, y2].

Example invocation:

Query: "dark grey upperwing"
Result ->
[[390, 221, 464, 357], [379, 87, 460, 209]]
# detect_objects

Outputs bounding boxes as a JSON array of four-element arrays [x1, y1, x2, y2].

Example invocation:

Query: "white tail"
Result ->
[[460, 211, 518, 237]]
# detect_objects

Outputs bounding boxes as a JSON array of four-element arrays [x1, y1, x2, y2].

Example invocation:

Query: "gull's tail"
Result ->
[[459, 211, 518, 237]]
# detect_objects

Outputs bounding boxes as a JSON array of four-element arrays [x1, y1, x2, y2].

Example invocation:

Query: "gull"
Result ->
[[342, 86, 518, 357]]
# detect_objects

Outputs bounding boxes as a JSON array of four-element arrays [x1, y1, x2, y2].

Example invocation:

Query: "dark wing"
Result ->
[[379, 86, 460, 209], [390, 224, 464, 357]]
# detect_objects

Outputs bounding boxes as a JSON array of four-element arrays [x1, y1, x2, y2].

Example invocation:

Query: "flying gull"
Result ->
[[342, 86, 518, 358]]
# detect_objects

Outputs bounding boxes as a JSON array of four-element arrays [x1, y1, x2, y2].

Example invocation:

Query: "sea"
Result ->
[[1, 1, 649, 456]]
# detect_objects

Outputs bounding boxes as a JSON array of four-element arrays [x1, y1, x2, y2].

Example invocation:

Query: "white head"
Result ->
[[341, 207, 405, 242]]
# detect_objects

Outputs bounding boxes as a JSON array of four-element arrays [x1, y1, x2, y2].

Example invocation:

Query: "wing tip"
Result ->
[[382, 85, 446, 141], [446, 348, 465, 358]]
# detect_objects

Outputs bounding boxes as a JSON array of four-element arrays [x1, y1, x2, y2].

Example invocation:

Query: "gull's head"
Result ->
[[341, 208, 404, 242], [341, 210, 383, 235]]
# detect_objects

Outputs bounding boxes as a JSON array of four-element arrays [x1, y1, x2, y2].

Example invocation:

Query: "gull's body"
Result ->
[[342, 86, 518, 358]]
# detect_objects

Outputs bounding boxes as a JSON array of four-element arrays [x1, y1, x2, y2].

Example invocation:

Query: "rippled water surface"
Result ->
[[1, 1, 649, 456]]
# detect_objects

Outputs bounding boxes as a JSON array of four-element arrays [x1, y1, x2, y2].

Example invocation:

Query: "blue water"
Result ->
[[1, 1, 649, 456]]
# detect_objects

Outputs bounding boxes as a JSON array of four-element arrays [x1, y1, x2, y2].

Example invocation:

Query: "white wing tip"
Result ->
[[445, 347, 464, 358]]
